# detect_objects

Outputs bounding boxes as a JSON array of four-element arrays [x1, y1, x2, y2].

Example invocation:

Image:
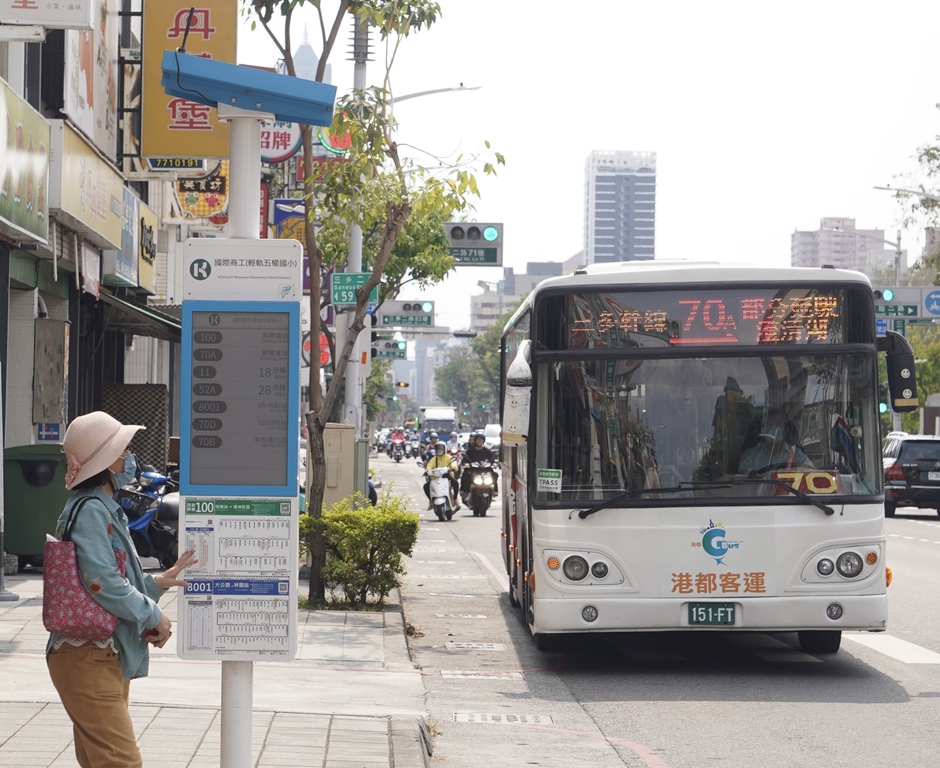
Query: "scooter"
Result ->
[[419, 459, 456, 522], [390, 437, 405, 463], [113, 469, 179, 569], [463, 460, 498, 517]]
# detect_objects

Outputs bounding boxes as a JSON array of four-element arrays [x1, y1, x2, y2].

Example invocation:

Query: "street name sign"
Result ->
[[331, 272, 377, 305]]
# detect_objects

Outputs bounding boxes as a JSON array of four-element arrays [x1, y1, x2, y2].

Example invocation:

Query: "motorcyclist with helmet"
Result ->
[[423, 441, 460, 510], [444, 431, 461, 452], [460, 431, 498, 500], [422, 432, 441, 463]]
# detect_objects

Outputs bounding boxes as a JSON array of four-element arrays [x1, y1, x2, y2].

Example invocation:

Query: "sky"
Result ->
[[237, 1, 940, 330]]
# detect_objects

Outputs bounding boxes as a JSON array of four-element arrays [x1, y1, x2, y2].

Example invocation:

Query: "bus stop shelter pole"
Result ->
[[217, 105, 270, 768]]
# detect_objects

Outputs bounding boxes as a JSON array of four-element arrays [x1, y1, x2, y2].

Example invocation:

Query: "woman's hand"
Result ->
[[143, 613, 173, 648], [154, 548, 198, 591]]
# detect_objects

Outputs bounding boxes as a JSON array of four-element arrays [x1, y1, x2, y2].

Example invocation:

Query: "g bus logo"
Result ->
[[697, 519, 741, 565], [190, 259, 211, 280]]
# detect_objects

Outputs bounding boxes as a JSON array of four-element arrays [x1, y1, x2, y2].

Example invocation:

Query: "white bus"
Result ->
[[499, 262, 917, 653]]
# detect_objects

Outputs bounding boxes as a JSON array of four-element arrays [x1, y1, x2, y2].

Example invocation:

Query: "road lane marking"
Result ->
[[843, 633, 940, 663], [469, 551, 509, 593]]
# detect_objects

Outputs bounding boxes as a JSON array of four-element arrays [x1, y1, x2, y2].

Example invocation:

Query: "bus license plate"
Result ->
[[688, 603, 735, 625]]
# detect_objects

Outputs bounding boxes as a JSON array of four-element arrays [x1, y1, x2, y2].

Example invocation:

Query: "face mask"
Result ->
[[761, 426, 784, 446], [113, 454, 138, 488]]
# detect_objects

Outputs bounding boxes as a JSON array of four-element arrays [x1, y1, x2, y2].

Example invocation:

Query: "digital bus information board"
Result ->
[[182, 301, 299, 496], [178, 291, 300, 661]]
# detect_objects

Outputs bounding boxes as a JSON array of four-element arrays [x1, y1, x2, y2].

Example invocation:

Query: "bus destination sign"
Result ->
[[560, 288, 851, 348]]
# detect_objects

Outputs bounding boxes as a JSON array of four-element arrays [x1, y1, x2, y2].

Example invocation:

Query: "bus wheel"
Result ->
[[798, 630, 841, 654]]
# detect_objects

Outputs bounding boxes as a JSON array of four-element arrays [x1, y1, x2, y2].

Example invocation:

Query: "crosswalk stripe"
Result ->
[[842, 633, 940, 663]]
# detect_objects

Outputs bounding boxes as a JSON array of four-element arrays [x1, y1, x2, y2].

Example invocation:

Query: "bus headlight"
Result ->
[[591, 561, 609, 579], [836, 552, 863, 578], [563, 556, 589, 581], [816, 558, 834, 576]]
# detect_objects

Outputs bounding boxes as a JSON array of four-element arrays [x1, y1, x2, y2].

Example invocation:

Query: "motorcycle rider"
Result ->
[[444, 431, 461, 452], [423, 441, 460, 511], [460, 431, 498, 501], [388, 426, 406, 458], [422, 432, 440, 462]]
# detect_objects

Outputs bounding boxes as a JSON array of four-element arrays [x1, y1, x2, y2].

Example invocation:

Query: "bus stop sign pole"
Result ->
[[162, 49, 336, 768]]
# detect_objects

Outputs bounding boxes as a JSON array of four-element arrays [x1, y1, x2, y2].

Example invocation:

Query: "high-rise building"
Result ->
[[583, 150, 656, 264], [790, 217, 902, 279]]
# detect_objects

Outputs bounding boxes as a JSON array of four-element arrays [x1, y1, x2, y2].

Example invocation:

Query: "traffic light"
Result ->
[[878, 382, 889, 414], [395, 381, 409, 388], [375, 300, 435, 327], [372, 339, 406, 359], [444, 222, 503, 266], [874, 288, 895, 301]]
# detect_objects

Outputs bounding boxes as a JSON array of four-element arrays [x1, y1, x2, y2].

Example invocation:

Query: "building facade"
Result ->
[[790, 217, 902, 280], [583, 150, 656, 265]]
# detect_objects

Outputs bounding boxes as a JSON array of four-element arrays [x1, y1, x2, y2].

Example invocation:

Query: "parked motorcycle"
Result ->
[[463, 460, 498, 517], [419, 459, 456, 522], [113, 467, 179, 569]]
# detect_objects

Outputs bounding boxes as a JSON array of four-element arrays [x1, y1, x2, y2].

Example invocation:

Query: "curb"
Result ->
[[391, 716, 433, 768]]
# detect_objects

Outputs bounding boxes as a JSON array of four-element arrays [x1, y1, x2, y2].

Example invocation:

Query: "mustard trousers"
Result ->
[[47, 642, 143, 768]]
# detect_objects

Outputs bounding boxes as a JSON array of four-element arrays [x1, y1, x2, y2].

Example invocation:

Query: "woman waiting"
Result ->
[[46, 411, 197, 768]]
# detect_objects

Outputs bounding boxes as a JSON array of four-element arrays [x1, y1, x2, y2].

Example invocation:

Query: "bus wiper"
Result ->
[[577, 482, 732, 519], [732, 476, 836, 516], [576, 478, 836, 519]]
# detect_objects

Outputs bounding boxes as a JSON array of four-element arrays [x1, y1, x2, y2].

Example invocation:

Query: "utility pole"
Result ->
[[343, 12, 370, 437]]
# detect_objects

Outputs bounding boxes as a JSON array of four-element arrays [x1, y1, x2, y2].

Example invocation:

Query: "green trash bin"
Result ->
[[3, 443, 73, 569]]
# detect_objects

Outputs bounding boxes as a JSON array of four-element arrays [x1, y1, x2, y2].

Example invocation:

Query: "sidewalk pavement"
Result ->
[[0, 571, 431, 767]]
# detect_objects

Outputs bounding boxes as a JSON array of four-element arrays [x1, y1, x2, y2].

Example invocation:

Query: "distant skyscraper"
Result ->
[[583, 150, 656, 264]]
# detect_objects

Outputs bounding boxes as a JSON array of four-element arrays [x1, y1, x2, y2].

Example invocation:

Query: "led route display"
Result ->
[[558, 288, 857, 349]]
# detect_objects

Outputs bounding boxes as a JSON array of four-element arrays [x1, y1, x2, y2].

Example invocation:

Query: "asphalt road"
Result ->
[[378, 453, 940, 768]]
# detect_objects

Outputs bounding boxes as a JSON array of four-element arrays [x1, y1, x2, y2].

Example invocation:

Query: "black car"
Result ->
[[882, 433, 940, 517]]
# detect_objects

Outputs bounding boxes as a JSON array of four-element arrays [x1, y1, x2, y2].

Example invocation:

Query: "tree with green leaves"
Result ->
[[244, 0, 503, 603], [890, 103, 940, 283]]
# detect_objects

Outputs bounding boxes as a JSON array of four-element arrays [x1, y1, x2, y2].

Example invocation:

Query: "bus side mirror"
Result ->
[[884, 331, 918, 414], [503, 340, 531, 444]]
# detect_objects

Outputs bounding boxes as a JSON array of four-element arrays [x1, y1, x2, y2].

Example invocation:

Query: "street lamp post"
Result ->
[[874, 185, 940, 204], [822, 226, 902, 284]]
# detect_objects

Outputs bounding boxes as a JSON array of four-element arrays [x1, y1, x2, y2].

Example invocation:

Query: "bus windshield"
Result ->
[[533, 352, 881, 504]]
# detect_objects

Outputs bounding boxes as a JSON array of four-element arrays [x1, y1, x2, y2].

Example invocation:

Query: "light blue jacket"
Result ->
[[45, 488, 167, 680]]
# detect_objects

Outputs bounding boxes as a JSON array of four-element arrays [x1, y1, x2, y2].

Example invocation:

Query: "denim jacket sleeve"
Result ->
[[60, 492, 164, 630]]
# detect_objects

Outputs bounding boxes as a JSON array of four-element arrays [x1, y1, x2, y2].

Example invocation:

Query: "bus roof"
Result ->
[[505, 261, 872, 331]]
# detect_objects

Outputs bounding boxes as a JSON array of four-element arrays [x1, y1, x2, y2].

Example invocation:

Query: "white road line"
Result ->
[[469, 551, 509, 593], [843, 633, 940, 663]]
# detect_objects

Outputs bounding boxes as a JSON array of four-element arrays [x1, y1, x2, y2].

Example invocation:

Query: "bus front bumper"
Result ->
[[532, 594, 887, 634]]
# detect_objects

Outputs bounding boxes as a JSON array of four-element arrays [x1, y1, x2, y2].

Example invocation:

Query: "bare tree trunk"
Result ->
[[306, 411, 327, 604]]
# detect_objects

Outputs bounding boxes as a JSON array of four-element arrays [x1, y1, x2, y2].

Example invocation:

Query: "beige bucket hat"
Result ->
[[63, 411, 145, 490]]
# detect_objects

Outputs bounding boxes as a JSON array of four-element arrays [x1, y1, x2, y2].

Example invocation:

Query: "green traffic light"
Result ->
[[879, 402, 889, 414], [420, 301, 433, 313], [482, 225, 499, 242], [882, 288, 895, 301]]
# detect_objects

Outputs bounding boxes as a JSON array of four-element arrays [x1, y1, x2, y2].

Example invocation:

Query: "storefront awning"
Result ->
[[98, 292, 181, 343]]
